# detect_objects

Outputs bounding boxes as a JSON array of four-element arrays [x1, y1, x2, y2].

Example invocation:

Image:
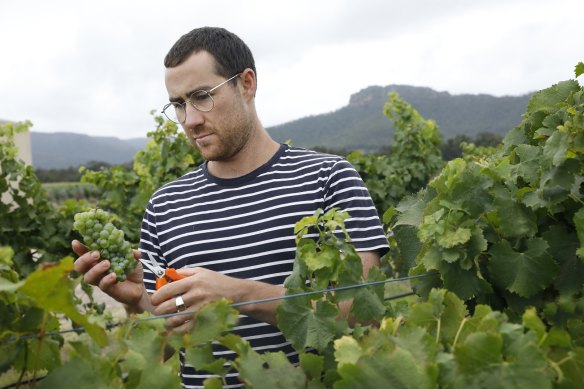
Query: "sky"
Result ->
[[0, 0, 582, 140]]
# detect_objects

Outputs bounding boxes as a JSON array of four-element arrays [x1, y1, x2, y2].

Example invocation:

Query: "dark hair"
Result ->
[[164, 27, 256, 80]]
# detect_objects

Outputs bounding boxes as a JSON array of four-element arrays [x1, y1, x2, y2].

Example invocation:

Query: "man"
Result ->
[[73, 26, 389, 387]]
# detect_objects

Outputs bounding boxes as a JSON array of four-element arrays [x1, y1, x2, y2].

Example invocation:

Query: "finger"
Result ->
[[165, 313, 195, 333], [73, 250, 101, 274], [133, 249, 141, 260], [150, 280, 187, 306], [97, 270, 120, 292], [153, 291, 187, 315], [83, 259, 111, 286], [176, 267, 202, 277], [72, 239, 89, 256]]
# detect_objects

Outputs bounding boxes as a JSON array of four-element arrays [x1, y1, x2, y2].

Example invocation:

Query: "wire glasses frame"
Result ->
[[161, 73, 241, 124]]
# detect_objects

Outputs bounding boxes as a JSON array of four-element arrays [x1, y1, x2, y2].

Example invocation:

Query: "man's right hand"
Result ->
[[72, 239, 148, 311]]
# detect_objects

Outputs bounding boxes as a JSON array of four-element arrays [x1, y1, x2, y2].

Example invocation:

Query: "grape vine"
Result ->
[[1, 63, 583, 388]]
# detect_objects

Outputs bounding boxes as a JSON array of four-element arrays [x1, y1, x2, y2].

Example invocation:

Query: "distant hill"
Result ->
[[29, 85, 532, 169], [30, 132, 148, 169], [267, 85, 532, 151]]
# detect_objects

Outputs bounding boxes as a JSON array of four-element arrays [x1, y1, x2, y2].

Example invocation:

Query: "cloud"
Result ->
[[0, 0, 582, 138]]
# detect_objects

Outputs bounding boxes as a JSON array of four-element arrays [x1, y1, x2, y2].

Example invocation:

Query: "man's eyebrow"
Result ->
[[168, 86, 211, 103], [168, 96, 184, 103]]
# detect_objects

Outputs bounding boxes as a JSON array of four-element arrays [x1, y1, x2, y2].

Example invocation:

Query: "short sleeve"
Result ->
[[323, 159, 389, 256]]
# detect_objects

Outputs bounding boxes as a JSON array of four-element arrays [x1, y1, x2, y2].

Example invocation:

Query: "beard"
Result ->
[[188, 118, 254, 162]]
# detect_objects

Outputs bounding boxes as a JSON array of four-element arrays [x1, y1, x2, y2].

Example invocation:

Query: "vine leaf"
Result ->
[[575, 61, 584, 78], [488, 239, 558, 298], [223, 334, 307, 389], [277, 294, 341, 352], [18, 257, 108, 346], [37, 357, 111, 389], [453, 330, 550, 389], [334, 329, 435, 389], [574, 207, 584, 259]]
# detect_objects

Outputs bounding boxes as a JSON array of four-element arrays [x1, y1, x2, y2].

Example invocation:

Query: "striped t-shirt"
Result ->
[[139, 144, 389, 388]]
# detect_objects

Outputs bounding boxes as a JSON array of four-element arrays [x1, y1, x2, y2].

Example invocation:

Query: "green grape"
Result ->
[[73, 208, 137, 282]]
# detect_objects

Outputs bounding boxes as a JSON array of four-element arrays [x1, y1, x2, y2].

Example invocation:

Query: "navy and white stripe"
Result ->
[[139, 144, 389, 388]]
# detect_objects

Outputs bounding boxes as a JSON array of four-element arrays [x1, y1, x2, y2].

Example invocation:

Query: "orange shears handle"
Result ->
[[155, 268, 187, 290]]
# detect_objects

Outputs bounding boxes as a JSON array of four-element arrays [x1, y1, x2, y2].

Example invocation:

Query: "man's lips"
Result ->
[[194, 133, 213, 146]]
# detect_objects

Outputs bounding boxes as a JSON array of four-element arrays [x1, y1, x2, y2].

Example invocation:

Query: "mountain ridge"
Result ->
[[29, 84, 532, 169]]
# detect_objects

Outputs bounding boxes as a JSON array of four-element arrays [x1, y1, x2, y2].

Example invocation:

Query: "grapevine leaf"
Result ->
[[526, 80, 580, 115], [491, 185, 537, 238], [543, 130, 570, 166], [334, 338, 435, 389], [16, 337, 62, 372], [522, 308, 547, 342], [392, 225, 422, 272], [18, 257, 108, 346], [37, 357, 111, 389], [574, 207, 584, 259], [575, 62, 584, 78], [512, 144, 542, 185], [277, 295, 340, 352], [409, 264, 441, 298], [440, 292, 468, 344], [184, 343, 221, 374], [233, 344, 307, 389], [299, 352, 325, 381], [439, 261, 482, 300], [455, 329, 551, 389], [124, 322, 166, 368], [393, 194, 426, 227], [334, 336, 363, 367], [437, 226, 472, 249], [542, 225, 584, 294], [188, 299, 240, 345], [133, 362, 182, 389], [303, 244, 338, 272], [0, 277, 24, 292], [488, 239, 558, 298], [559, 347, 584, 387], [203, 378, 223, 389], [351, 287, 386, 322], [393, 326, 437, 366]]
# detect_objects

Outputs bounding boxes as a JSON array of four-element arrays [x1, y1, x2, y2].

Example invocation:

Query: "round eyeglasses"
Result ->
[[161, 73, 241, 124]]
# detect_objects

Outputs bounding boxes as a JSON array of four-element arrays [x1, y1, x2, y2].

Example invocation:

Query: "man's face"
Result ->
[[164, 51, 253, 162]]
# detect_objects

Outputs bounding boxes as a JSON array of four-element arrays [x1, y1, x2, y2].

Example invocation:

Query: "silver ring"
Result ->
[[175, 295, 186, 312]]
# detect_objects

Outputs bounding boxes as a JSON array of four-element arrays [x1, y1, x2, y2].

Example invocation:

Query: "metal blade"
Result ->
[[138, 251, 165, 278]]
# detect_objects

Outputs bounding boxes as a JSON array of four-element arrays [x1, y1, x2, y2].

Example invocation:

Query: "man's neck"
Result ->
[[206, 133, 280, 179]]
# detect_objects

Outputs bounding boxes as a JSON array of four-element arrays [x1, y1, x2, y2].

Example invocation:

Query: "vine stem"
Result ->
[[435, 318, 441, 345], [15, 343, 27, 389], [30, 311, 49, 388], [452, 317, 468, 348], [547, 359, 565, 383]]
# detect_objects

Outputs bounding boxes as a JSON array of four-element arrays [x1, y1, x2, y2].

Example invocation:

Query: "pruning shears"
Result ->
[[139, 251, 187, 290]]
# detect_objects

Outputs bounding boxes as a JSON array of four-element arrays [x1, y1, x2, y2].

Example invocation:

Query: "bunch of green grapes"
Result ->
[[73, 208, 136, 281]]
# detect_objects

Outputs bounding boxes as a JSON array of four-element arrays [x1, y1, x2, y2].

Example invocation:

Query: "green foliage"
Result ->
[[2, 66, 584, 388], [386, 78, 584, 344], [277, 208, 387, 360], [42, 182, 100, 204], [0, 121, 88, 275], [80, 113, 202, 243], [348, 92, 444, 216]]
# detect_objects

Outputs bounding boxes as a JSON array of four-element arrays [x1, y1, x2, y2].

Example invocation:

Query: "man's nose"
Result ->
[[183, 104, 205, 128]]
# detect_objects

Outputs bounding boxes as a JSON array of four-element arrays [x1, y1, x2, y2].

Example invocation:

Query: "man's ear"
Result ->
[[239, 68, 257, 99]]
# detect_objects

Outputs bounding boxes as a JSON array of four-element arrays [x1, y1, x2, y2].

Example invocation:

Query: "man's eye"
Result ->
[[192, 91, 211, 101]]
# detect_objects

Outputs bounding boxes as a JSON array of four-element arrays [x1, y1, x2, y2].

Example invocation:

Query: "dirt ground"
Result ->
[[76, 284, 127, 320]]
